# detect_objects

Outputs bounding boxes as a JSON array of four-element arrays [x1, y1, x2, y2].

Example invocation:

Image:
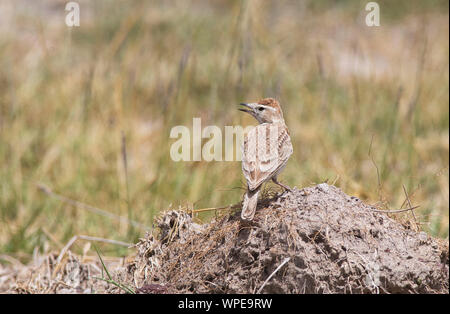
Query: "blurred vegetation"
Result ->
[[0, 0, 448, 261]]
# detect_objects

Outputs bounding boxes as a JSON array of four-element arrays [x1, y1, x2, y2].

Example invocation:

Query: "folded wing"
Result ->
[[242, 123, 293, 191]]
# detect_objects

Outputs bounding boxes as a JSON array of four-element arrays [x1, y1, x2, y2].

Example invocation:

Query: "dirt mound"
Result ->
[[122, 184, 448, 294], [2, 184, 448, 294]]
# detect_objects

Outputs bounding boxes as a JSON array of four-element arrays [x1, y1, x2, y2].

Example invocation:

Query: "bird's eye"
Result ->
[[258, 107, 265, 111]]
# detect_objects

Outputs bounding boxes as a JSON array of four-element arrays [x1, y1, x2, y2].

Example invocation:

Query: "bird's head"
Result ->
[[238, 98, 284, 124]]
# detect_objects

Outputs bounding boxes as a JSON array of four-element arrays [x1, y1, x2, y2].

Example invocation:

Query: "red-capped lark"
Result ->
[[238, 98, 293, 221]]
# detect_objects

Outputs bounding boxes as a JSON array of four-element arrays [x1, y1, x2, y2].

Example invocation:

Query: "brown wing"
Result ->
[[242, 123, 292, 191]]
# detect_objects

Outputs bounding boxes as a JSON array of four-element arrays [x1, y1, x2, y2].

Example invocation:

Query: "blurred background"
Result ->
[[0, 0, 448, 261]]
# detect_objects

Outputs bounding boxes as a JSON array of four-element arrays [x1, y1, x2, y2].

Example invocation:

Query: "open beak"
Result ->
[[238, 103, 253, 114]]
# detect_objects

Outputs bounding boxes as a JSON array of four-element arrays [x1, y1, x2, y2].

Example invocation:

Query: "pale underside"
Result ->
[[242, 122, 293, 191]]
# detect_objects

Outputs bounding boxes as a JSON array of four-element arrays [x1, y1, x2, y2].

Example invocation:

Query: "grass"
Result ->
[[0, 0, 448, 262], [93, 245, 135, 294]]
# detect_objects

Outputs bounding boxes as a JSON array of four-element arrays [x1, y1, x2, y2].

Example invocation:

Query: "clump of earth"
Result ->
[[118, 184, 449, 294], [2, 184, 448, 294]]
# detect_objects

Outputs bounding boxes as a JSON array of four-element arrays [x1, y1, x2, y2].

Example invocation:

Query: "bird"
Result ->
[[238, 98, 293, 221]]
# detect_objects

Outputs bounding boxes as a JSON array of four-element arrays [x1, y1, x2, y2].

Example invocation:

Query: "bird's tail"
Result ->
[[241, 188, 260, 221]]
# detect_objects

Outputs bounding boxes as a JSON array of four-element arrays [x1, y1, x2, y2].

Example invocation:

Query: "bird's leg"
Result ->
[[272, 177, 293, 192]]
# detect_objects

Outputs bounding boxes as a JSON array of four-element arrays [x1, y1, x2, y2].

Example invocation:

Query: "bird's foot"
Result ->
[[273, 180, 293, 193], [282, 185, 293, 193]]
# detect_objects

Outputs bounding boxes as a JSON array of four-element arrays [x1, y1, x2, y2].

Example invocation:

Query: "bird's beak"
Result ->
[[238, 103, 253, 114]]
